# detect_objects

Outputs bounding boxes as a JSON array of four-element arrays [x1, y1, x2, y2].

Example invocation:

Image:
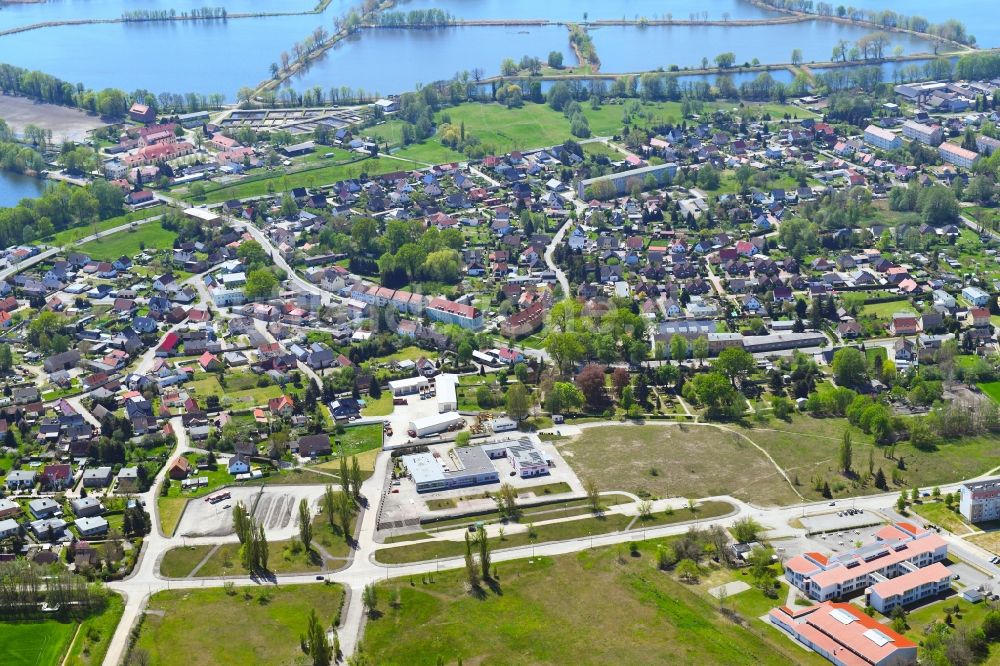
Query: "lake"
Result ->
[[292, 25, 575, 97], [395, 0, 779, 21], [0, 171, 46, 208], [591, 21, 934, 73], [0, 0, 974, 100], [845, 0, 998, 48], [0, 0, 330, 30]]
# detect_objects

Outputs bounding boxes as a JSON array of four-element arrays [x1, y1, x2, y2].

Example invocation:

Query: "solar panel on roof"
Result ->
[[863, 629, 892, 647], [830, 608, 856, 625]]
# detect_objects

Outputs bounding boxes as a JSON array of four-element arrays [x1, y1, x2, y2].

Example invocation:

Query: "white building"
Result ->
[[866, 562, 952, 613], [902, 120, 943, 146], [408, 412, 464, 437], [783, 523, 948, 602], [960, 476, 1000, 522], [435, 374, 458, 413], [939, 142, 979, 169], [388, 376, 428, 397], [863, 125, 901, 151], [75, 516, 109, 537]]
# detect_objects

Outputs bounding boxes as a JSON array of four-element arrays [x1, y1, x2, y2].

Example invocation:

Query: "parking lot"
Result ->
[[800, 508, 882, 534], [174, 485, 329, 540]]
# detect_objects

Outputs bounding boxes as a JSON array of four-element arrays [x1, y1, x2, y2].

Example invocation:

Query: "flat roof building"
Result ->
[[960, 475, 1000, 523], [402, 448, 499, 493], [388, 376, 429, 396]]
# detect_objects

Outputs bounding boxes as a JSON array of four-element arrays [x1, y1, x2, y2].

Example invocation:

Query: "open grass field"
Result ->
[[189, 373, 285, 408], [912, 501, 977, 536], [859, 299, 915, 319], [77, 222, 177, 261], [966, 530, 1000, 557], [0, 619, 76, 666], [64, 595, 125, 666], [159, 545, 214, 578], [333, 423, 383, 457], [49, 207, 166, 247], [362, 537, 826, 666], [979, 381, 1000, 404], [394, 141, 466, 165], [190, 156, 403, 204], [743, 417, 1000, 502], [437, 102, 572, 153], [375, 501, 732, 564], [157, 496, 190, 537], [135, 585, 343, 666], [560, 424, 801, 506], [361, 392, 393, 416]]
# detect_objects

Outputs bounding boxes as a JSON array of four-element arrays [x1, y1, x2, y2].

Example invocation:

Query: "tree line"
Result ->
[[121, 7, 228, 21], [755, 0, 974, 46], [0, 179, 125, 248], [0, 559, 108, 619], [0, 63, 224, 116]]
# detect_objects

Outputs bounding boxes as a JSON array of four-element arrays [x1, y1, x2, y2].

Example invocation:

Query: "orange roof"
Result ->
[[869, 562, 951, 599], [804, 551, 828, 566], [771, 602, 916, 665]]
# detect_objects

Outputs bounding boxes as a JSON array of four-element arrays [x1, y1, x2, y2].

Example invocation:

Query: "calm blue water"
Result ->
[[0, 14, 334, 97], [396, 0, 778, 21], [846, 0, 998, 48], [292, 25, 575, 96], [591, 22, 934, 72], [0, 0, 333, 30], [0, 171, 45, 208]]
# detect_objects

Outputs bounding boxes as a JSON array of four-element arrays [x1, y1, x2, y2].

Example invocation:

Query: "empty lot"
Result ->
[[559, 423, 801, 506]]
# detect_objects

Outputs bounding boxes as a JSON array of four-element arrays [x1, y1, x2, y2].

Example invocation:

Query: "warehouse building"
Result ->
[[436, 374, 458, 413], [402, 447, 499, 492], [388, 376, 429, 396], [408, 412, 465, 438]]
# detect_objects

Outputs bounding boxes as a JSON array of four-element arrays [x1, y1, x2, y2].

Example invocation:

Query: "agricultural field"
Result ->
[[77, 222, 177, 261], [134, 585, 344, 666], [362, 538, 825, 666]]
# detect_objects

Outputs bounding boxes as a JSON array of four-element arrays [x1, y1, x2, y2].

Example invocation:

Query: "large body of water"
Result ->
[[396, 0, 779, 21], [292, 25, 575, 97], [0, 171, 46, 207], [591, 21, 933, 73], [0, 0, 976, 100]]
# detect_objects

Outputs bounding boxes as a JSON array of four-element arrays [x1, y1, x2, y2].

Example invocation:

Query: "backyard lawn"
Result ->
[[77, 222, 177, 261], [333, 423, 383, 457], [361, 392, 393, 416], [134, 585, 344, 666], [362, 538, 825, 666]]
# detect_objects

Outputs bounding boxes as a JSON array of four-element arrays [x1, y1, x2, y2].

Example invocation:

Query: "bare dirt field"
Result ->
[[0, 94, 105, 142]]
